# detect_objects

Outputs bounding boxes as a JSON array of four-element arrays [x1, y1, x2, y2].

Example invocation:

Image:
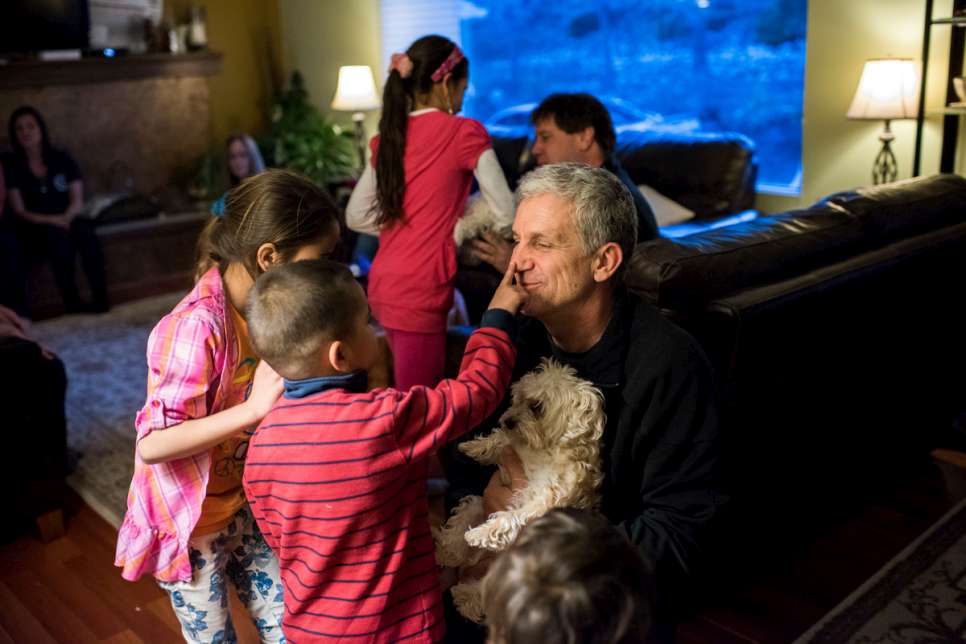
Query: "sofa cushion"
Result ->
[[625, 206, 865, 309], [820, 173, 966, 242], [616, 131, 757, 219]]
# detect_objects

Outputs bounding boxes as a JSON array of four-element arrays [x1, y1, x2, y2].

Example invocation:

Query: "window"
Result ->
[[381, 0, 807, 194]]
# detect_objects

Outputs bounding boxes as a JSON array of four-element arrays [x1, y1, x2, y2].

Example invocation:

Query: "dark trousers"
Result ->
[[15, 217, 109, 313], [0, 336, 68, 539], [0, 222, 28, 316]]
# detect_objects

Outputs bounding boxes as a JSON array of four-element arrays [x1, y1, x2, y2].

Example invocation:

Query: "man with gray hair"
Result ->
[[443, 162, 725, 639]]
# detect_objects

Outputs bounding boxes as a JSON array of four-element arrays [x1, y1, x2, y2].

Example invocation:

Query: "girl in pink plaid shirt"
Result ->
[[115, 169, 341, 643]]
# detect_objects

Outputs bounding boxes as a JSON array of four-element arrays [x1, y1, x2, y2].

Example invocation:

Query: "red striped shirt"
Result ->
[[243, 326, 515, 642]]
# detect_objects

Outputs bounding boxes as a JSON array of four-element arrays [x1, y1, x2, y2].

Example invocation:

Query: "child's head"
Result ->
[[247, 258, 378, 381], [195, 168, 341, 281], [482, 508, 654, 644], [376, 34, 470, 226]]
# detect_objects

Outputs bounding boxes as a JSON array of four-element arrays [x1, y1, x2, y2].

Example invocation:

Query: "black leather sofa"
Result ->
[[625, 173, 966, 546]]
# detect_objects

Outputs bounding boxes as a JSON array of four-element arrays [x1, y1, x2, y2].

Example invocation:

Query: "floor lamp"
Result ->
[[331, 65, 381, 172], [847, 58, 918, 185]]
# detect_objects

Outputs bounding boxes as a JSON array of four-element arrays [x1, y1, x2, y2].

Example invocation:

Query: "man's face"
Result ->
[[531, 117, 587, 166], [510, 193, 595, 319]]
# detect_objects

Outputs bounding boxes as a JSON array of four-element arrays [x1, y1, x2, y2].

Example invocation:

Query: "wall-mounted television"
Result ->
[[0, 0, 91, 54]]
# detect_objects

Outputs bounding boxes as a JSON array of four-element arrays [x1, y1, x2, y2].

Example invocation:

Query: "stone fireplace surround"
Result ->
[[0, 52, 221, 198], [0, 52, 222, 318]]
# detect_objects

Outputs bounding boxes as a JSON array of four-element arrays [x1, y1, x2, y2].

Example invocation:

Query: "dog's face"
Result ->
[[498, 358, 605, 449]]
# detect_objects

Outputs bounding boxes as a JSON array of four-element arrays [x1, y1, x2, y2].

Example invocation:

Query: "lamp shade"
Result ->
[[847, 58, 918, 120], [331, 65, 381, 112]]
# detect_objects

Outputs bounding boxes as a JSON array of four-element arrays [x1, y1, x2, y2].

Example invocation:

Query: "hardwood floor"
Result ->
[[2, 455, 964, 643], [0, 491, 260, 644]]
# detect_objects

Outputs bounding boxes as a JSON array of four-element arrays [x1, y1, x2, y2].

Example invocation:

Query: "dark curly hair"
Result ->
[[530, 93, 617, 157]]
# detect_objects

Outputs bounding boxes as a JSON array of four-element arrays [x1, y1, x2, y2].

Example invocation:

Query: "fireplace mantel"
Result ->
[[0, 51, 222, 90]]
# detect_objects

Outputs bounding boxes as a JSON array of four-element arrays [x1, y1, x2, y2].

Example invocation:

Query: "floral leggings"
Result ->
[[159, 506, 285, 643]]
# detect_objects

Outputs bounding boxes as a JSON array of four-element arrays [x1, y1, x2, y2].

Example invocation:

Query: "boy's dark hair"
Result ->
[[530, 93, 617, 157], [247, 259, 363, 380], [483, 507, 654, 644], [375, 34, 469, 226], [194, 168, 341, 281]]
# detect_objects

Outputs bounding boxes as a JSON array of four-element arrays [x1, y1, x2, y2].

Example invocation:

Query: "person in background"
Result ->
[[0, 304, 68, 542], [471, 93, 659, 273], [210, 133, 267, 217], [0, 156, 28, 316], [482, 508, 654, 644], [345, 34, 514, 391], [227, 134, 266, 186], [5, 105, 108, 314]]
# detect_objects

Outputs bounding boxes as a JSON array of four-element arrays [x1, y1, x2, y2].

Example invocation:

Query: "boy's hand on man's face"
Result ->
[[487, 261, 528, 315]]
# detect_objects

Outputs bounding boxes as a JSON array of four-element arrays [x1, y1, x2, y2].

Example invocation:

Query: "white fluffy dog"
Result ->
[[454, 193, 513, 266], [435, 358, 606, 622]]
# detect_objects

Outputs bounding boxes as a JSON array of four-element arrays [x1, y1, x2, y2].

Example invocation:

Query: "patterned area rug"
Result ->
[[794, 496, 966, 643], [33, 291, 185, 528]]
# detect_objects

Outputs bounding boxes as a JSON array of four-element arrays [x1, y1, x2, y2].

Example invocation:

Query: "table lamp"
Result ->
[[846, 58, 918, 184], [331, 65, 381, 171]]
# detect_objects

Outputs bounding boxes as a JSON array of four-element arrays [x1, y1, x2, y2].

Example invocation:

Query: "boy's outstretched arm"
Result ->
[[392, 263, 527, 461]]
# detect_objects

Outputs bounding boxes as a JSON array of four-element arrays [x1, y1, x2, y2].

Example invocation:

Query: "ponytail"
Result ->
[[374, 69, 410, 226], [373, 35, 469, 227]]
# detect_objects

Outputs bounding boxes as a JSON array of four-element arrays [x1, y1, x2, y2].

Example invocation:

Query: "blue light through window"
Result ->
[[382, 0, 807, 194]]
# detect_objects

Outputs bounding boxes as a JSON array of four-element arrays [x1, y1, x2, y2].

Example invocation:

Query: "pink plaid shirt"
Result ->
[[115, 267, 248, 582]]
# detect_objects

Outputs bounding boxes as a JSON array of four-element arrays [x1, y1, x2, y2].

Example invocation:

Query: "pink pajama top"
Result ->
[[115, 267, 252, 582]]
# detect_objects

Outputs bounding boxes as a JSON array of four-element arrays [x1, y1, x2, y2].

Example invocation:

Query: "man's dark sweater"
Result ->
[[442, 291, 726, 620]]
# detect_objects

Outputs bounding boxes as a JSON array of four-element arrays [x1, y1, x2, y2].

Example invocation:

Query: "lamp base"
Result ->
[[352, 112, 366, 173], [872, 120, 898, 185]]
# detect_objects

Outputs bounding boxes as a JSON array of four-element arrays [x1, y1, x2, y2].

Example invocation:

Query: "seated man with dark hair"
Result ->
[[471, 93, 659, 272]]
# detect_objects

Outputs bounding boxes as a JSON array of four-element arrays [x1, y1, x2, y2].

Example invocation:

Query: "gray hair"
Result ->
[[515, 163, 637, 278]]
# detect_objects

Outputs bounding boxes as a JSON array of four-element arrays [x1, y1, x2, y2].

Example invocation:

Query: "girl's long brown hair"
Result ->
[[195, 169, 340, 281], [375, 35, 469, 227]]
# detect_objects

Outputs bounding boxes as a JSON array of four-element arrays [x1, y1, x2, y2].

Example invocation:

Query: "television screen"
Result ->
[[0, 0, 90, 54]]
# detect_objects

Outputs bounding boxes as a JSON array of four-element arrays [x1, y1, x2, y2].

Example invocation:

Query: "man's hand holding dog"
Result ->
[[471, 230, 514, 273], [482, 446, 528, 516]]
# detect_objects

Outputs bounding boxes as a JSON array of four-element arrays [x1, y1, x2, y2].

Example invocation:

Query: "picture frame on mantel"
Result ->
[[89, 0, 163, 53]]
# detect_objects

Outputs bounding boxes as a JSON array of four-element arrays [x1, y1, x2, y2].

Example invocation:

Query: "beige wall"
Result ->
[[758, 0, 952, 212], [169, 0, 283, 144], [279, 0, 382, 146], [277, 0, 956, 212]]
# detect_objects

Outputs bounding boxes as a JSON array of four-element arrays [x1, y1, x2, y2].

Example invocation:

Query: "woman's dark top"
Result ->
[[5, 149, 81, 216]]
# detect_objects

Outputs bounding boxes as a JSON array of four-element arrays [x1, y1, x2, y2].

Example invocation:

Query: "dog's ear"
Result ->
[[558, 379, 607, 449]]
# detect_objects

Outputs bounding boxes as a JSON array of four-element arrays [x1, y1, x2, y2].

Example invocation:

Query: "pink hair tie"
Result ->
[[389, 53, 413, 79], [431, 45, 465, 82]]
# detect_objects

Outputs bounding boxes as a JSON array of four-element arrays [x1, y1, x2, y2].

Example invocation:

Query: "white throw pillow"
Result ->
[[637, 184, 696, 227]]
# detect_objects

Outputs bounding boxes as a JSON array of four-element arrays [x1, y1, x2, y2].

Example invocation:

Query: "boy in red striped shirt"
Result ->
[[242, 258, 524, 642]]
